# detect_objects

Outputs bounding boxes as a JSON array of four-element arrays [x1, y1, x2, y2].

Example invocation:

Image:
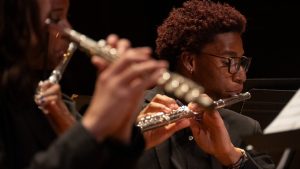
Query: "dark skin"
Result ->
[[179, 32, 246, 100]]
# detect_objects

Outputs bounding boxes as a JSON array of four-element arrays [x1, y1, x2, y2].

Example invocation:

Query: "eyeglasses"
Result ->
[[202, 52, 252, 74]]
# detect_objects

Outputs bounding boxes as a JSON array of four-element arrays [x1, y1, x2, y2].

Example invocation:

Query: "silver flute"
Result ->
[[35, 42, 77, 97], [58, 27, 214, 109], [137, 92, 251, 132], [48, 42, 77, 84]]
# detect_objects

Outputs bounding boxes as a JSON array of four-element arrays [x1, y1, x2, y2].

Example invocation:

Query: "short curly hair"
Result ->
[[156, 0, 246, 71]]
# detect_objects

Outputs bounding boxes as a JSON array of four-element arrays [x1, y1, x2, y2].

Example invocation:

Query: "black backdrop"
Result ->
[[61, 0, 300, 95]]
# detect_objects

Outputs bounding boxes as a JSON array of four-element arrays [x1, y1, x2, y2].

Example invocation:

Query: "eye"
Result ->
[[48, 11, 64, 24], [220, 60, 230, 67], [49, 17, 61, 24]]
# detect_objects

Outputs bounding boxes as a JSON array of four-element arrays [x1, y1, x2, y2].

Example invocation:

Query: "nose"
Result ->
[[232, 67, 246, 84]]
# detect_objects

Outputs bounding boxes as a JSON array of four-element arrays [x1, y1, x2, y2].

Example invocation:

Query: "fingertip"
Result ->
[[143, 47, 152, 55], [91, 56, 108, 70], [118, 38, 131, 48], [106, 34, 119, 46]]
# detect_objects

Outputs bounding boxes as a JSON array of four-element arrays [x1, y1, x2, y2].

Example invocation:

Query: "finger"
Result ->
[[164, 119, 191, 132], [36, 95, 59, 107], [37, 80, 53, 93], [116, 60, 167, 86], [102, 47, 152, 77], [126, 67, 167, 94], [189, 118, 203, 134], [151, 94, 179, 110], [43, 101, 65, 119], [188, 102, 205, 113], [106, 34, 119, 48], [119, 67, 165, 106], [91, 56, 109, 71], [39, 84, 61, 98], [116, 38, 131, 54], [141, 102, 172, 115]]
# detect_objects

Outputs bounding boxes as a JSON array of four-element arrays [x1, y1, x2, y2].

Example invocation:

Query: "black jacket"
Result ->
[[0, 83, 144, 169], [135, 87, 275, 169]]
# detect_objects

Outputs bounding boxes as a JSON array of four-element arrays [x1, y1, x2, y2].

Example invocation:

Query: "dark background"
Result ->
[[61, 0, 300, 95]]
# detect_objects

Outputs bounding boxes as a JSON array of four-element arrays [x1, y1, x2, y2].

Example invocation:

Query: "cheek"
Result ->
[[38, 0, 51, 24]]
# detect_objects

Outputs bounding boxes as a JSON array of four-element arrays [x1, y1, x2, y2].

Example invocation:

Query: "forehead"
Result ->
[[202, 32, 244, 55], [51, 0, 69, 9]]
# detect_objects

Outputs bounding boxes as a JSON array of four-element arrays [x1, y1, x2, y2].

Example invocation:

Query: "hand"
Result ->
[[82, 36, 169, 143], [140, 94, 190, 149], [35, 81, 76, 134], [91, 34, 132, 71], [188, 99, 242, 166]]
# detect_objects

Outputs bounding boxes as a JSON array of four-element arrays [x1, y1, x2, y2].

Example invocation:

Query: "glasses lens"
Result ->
[[229, 56, 251, 74], [240, 56, 251, 72]]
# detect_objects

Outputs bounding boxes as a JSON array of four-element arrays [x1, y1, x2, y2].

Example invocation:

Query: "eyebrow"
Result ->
[[221, 51, 245, 58]]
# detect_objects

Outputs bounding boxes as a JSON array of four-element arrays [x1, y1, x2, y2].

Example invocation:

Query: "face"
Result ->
[[38, 0, 52, 25], [47, 0, 71, 68], [191, 32, 247, 99]]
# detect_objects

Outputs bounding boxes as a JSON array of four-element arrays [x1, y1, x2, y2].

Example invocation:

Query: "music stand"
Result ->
[[229, 88, 296, 129], [243, 89, 300, 169], [245, 130, 300, 169]]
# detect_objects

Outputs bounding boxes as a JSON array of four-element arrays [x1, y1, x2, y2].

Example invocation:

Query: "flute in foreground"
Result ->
[[59, 27, 213, 109], [137, 92, 251, 132]]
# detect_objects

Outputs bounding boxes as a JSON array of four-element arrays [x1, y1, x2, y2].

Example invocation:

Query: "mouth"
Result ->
[[226, 88, 243, 96]]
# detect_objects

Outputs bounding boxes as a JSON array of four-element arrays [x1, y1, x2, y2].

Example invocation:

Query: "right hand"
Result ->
[[188, 98, 242, 166], [82, 36, 169, 143]]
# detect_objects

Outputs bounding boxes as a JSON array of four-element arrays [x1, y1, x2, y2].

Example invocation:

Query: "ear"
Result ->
[[180, 52, 195, 74]]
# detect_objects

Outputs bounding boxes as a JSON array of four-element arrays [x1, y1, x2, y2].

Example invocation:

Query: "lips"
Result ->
[[226, 87, 243, 96]]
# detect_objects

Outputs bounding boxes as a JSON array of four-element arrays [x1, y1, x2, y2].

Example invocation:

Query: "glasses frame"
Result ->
[[202, 52, 252, 74]]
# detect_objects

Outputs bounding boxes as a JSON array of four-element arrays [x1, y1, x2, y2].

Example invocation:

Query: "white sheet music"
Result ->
[[264, 89, 300, 134]]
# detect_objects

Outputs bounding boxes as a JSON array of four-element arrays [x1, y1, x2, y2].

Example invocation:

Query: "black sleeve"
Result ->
[[242, 150, 275, 169], [241, 121, 275, 169], [28, 124, 145, 169]]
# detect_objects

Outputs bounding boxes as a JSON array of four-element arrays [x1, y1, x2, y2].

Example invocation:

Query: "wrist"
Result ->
[[226, 148, 248, 169], [215, 147, 244, 166], [81, 108, 108, 142]]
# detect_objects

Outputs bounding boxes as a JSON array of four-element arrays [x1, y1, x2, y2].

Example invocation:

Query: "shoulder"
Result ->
[[220, 108, 262, 138]]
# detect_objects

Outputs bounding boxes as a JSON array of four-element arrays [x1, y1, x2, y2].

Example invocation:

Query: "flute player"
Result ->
[[136, 1, 275, 169]]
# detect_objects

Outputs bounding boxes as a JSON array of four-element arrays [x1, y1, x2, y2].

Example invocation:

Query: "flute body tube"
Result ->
[[137, 92, 251, 132], [48, 42, 77, 83]]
